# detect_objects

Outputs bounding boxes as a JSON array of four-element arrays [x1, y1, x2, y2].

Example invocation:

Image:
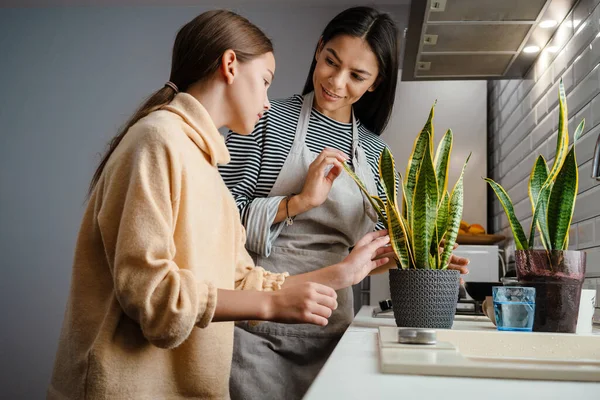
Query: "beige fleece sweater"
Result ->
[[48, 93, 286, 400]]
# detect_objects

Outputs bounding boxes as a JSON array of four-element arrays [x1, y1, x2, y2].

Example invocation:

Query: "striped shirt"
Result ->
[[219, 94, 393, 255]]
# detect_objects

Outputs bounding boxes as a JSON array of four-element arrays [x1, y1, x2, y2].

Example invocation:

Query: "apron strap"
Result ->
[[293, 92, 315, 145], [295, 92, 371, 191], [350, 110, 360, 167]]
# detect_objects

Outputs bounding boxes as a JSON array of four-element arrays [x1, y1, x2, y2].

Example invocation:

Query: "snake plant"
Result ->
[[485, 78, 583, 251], [343, 104, 470, 270]]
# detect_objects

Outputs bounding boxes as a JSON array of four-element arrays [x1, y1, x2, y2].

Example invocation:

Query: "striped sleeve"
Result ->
[[243, 196, 287, 257], [219, 130, 262, 225], [219, 119, 288, 257]]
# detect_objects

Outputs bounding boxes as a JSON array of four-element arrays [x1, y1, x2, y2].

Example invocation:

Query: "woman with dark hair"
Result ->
[[220, 6, 469, 399], [48, 9, 392, 400]]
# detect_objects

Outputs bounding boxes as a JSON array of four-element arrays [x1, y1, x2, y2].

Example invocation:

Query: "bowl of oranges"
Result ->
[[456, 220, 505, 245]]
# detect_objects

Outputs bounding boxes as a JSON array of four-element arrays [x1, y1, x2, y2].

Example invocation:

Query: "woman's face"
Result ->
[[229, 51, 275, 135], [312, 34, 380, 120]]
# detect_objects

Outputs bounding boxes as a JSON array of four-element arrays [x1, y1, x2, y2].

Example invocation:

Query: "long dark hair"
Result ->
[[302, 6, 399, 135], [88, 10, 273, 197]]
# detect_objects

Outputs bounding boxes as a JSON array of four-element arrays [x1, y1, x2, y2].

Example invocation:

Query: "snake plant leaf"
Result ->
[[435, 191, 450, 247], [404, 181, 413, 229], [429, 236, 439, 269], [405, 106, 434, 223], [429, 253, 437, 271], [401, 214, 412, 246], [401, 213, 414, 268], [430, 191, 450, 269], [428, 100, 437, 153], [529, 183, 552, 249], [548, 146, 578, 250], [440, 155, 470, 269], [379, 147, 398, 207], [485, 178, 528, 250], [341, 162, 385, 223], [386, 202, 412, 269], [402, 196, 408, 220], [539, 182, 553, 250], [529, 155, 549, 211], [370, 196, 388, 225], [573, 119, 585, 144], [372, 195, 385, 212], [547, 79, 569, 184], [527, 155, 550, 248], [411, 134, 438, 269], [434, 129, 453, 199]]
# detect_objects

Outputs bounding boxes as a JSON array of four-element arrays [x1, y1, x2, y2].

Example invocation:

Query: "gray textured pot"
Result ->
[[389, 269, 460, 329]]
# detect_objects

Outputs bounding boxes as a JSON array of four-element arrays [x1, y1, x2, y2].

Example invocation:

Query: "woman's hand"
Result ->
[[278, 231, 389, 292], [440, 242, 470, 273], [296, 148, 348, 210], [361, 239, 470, 280], [439, 242, 470, 284], [264, 282, 338, 326], [339, 230, 391, 286]]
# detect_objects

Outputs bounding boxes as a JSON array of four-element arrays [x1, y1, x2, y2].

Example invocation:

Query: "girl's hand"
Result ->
[[265, 282, 338, 326]]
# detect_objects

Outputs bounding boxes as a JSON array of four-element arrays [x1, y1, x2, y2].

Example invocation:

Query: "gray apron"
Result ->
[[230, 92, 378, 400]]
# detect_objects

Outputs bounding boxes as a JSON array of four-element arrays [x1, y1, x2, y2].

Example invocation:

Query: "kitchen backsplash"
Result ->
[[488, 0, 600, 312]]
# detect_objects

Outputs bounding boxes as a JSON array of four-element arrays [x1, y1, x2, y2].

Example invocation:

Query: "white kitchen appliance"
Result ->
[[453, 245, 500, 285]]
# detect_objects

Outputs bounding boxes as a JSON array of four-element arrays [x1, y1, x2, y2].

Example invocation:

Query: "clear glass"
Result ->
[[493, 286, 536, 332]]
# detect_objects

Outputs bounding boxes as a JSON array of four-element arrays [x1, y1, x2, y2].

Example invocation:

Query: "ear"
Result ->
[[315, 37, 325, 62], [220, 49, 238, 85]]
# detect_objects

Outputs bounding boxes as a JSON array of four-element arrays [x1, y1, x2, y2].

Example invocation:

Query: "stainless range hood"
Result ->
[[402, 0, 581, 80]]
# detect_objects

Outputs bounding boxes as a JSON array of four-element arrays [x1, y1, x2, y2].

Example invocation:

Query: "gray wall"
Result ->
[[0, 4, 407, 398], [488, 0, 600, 312]]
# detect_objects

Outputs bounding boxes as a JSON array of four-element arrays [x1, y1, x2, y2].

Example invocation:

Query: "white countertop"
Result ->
[[303, 306, 600, 400]]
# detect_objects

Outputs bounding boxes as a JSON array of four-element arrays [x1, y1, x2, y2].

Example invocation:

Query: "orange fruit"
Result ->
[[468, 224, 485, 235]]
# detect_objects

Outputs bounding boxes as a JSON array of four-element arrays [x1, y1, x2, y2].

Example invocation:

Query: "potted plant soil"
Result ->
[[485, 79, 586, 333]]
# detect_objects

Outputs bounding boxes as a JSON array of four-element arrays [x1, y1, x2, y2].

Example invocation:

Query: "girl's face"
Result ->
[[312, 34, 380, 121], [229, 51, 275, 135]]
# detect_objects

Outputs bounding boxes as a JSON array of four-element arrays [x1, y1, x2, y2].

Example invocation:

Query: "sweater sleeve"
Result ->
[[97, 130, 217, 350], [234, 224, 288, 291]]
